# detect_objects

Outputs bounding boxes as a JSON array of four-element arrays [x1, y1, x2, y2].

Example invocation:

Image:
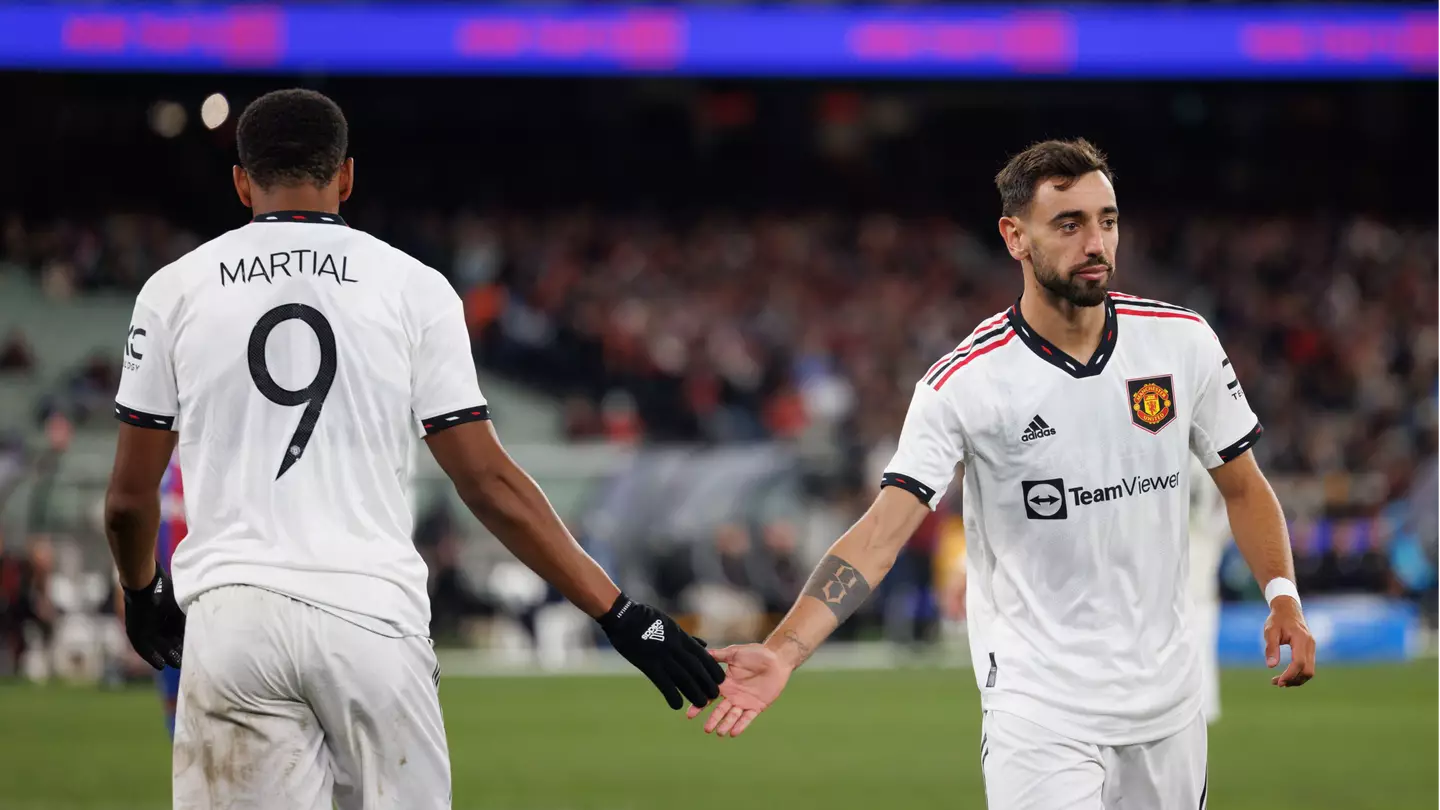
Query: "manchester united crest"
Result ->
[[1127, 375, 1176, 434]]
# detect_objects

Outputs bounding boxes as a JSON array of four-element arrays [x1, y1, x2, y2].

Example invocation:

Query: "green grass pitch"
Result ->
[[3, 661, 1435, 810]]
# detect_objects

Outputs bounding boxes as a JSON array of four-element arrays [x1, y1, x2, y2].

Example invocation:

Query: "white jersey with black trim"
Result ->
[[115, 211, 488, 638], [882, 292, 1260, 745]]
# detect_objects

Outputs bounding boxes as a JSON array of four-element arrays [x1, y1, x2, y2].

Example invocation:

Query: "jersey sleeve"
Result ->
[[881, 381, 967, 509], [114, 298, 179, 431], [1189, 324, 1262, 469], [410, 278, 489, 437]]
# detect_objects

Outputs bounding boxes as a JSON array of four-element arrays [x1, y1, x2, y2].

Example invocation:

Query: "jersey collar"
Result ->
[[251, 210, 347, 226], [1006, 294, 1118, 379]]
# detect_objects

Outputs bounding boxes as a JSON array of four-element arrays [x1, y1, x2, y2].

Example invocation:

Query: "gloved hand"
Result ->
[[598, 593, 725, 710], [122, 567, 186, 671]]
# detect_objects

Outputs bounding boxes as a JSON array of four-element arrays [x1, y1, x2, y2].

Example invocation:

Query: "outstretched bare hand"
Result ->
[[684, 644, 793, 738]]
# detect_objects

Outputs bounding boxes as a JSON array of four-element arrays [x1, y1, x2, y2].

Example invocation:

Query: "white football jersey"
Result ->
[[115, 211, 487, 638], [884, 292, 1260, 745]]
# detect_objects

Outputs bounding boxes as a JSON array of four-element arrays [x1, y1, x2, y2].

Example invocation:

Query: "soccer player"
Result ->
[[689, 139, 1316, 809], [106, 88, 722, 809]]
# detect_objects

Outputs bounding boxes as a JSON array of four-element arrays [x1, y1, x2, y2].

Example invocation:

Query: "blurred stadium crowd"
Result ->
[[5, 210, 1435, 475], [3, 206, 1435, 672], [0, 75, 1435, 679]]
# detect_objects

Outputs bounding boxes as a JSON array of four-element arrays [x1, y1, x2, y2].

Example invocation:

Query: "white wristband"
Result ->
[[1264, 577, 1301, 608]]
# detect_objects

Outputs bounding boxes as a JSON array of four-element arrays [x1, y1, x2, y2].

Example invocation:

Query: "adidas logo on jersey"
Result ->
[[1020, 415, 1056, 443], [640, 619, 666, 642]]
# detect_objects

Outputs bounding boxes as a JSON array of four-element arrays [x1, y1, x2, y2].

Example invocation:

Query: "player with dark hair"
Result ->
[[107, 88, 722, 808], [691, 138, 1316, 809], [234, 88, 351, 190]]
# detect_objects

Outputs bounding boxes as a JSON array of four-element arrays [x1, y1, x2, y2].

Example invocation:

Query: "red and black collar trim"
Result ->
[[252, 210, 347, 226], [1007, 294, 1118, 379]]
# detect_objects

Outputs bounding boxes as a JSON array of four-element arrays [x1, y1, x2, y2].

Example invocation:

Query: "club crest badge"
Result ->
[[1127, 375, 1175, 434]]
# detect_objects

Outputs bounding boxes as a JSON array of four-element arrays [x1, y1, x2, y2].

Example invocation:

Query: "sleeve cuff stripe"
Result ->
[[881, 472, 936, 506], [1217, 422, 1263, 464], [114, 403, 176, 431], [422, 405, 490, 435]]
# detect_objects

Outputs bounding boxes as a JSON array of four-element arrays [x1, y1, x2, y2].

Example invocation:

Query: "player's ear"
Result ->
[[998, 216, 1028, 261], [337, 158, 354, 203], [233, 166, 252, 209]]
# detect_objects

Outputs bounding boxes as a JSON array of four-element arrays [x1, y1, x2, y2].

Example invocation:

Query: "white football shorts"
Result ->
[[980, 709, 1207, 810], [173, 585, 451, 809]]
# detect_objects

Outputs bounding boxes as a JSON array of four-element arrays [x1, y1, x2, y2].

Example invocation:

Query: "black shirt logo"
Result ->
[[125, 326, 146, 360], [1022, 478, 1067, 520]]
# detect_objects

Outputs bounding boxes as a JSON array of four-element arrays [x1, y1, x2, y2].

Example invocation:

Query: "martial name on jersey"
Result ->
[[881, 292, 1261, 747], [220, 250, 358, 286]]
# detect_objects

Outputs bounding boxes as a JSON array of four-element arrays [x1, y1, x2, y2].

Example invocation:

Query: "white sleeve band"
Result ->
[[1264, 577, 1301, 608]]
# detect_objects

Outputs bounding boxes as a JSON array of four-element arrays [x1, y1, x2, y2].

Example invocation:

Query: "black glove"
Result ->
[[122, 567, 186, 671], [599, 593, 725, 710]]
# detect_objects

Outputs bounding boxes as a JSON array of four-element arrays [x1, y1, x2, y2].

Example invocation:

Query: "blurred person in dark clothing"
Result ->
[[414, 502, 499, 643], [426, 530, 497, 644], [710, 523, 757, 591], [0, 328, 36, 374], [0, 533, 53, 677], [879, 506, 942, 646], [756, 520, 806, 617], [681, 523, 766, 644], [61, 353, 122, 424], [0, 530, 29, 675], [1320, 513, 1394, 595]]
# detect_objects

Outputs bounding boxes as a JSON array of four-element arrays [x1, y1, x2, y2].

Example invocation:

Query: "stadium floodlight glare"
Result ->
[[201, 93, 230, 130], [148, 101, 186, 138]]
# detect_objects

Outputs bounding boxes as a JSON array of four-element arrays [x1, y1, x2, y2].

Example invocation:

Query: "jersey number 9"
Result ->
[[247, 304, 337, 480]]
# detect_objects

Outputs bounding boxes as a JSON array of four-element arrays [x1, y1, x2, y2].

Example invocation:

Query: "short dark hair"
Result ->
[[236, 89, 348, 190], [995, 138, 1112, 217]]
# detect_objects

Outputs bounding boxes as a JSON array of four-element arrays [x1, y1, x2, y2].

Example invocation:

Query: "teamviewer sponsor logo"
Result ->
[[1022, 479, 1067, 520], [1070, 471, 1181, 505], [1023, 470, 1181, 519]]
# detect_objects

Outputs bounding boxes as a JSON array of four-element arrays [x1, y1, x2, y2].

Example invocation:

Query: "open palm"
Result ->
[[685, 644, 792, 737]]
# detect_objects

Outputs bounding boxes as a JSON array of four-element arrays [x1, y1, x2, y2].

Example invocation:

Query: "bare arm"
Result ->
[[1207, 451, 1293, 590], [104, 424, 177, 589], [425, 420, 619, 618], [762, 487, 932, 670], [1209, 449, 1315, 686]]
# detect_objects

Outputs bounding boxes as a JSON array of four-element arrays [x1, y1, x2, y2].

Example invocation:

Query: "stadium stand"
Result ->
[[0, 75, 1434, 675]]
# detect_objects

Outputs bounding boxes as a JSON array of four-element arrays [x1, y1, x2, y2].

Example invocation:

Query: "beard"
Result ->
[[1031, 245, 1114, 308]]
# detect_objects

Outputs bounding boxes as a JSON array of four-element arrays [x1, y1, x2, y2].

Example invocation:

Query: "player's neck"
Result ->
[[1018, 285, 1107, 361], [249, 190, 341, 219]]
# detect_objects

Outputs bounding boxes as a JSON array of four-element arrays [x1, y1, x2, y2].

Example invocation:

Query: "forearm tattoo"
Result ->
[[802, 554, 873, 623], [777, 629, 816, 666]]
